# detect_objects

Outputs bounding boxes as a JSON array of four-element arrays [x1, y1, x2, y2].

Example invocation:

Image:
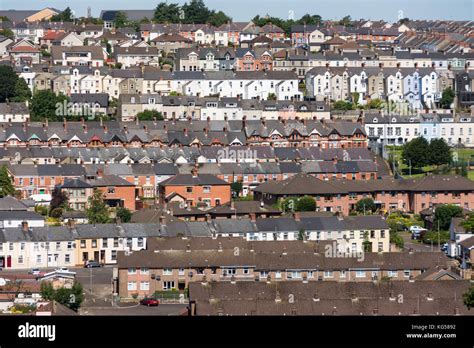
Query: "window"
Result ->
[[203, 186, 211, 193], [163, 281, 175, 290], [34, 243, 39, 251], [324, 271, 333, 278], [222, 268, 236, 276], [163, 269, 173, 275], [403, 270, 411, 278], [179, 268, 185, 276], [107, 187, 115, 194], [378, 242, 383, 252], [9, 243, 13, 251], [65, 254, 70, 263], [140, 268, 149, 275], [355, 270, 366, 278], [20, 242, 25, 251], [36, 255, 42, 263], [128, 268, 137, 275], [80, 240, 86, 248], [388, 270, 397, 278], [140, 282, 149, 291], [111, 250, 117, 261], [113, 238, 119, 247], [137, 237, 144, 248], [18, 256, 23, 264], [186, 187, 193, 193], [243, 268, 249, 275], [287, 271, 301, 279], [127, 282, 137, 291]]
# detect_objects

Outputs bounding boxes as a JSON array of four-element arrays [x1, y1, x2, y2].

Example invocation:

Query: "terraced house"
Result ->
[[115, 237, 450, 298], [254, 174, 474, 215]]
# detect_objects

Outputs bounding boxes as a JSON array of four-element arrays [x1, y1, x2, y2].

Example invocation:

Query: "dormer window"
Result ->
[[460, 118, 471, 122]]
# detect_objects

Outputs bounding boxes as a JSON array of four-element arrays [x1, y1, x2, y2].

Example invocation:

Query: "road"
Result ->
[[79, 303, 188, 316], [400, 232, 442, 252]]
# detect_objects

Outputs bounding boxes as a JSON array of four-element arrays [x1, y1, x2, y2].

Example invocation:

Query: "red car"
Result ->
[[140, 298, 159, 307]]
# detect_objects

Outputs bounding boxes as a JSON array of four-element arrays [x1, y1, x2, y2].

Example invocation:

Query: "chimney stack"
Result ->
[[294, 211, 301, 221], [250, 212, 257, 222], [191, 165, 198, 178]]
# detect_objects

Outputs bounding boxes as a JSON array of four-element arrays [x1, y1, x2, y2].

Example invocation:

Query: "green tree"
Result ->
[[116, 207, 132, 223], [114, 11, 128, 28], [0, 165, 14, 197], [390, 232, 404, 249], [339, 15, 352, 27], [428, 138, 451, 167], [401, 137, 430, 169], [281, 197, 298, 212], [434, 204, 463, 230], [332, 100, 354, 111], [295, 196, 316, 212], [463, 286, 474, 310], [154, 2, 182, 23], [40, 281, 84, 311], [208, 11, 232, 27], [461, 213, 474, 233], [366, 98, 384, 109], [86, 189, 110, 224], [298, 14, 322, 26], [136, 109, 164, 121], [231, 181, 243, 197], [355, 198, 376, 214], [0, 65, 18, 102], [267, 92, 277, 101], [11, 77, 31, 102], [0, 28, 14, 39], [182, 0, 212, 24], [439, 87, 455, 109], [422, 230, 450, 245], [398, 17, 410, 25], [297, 228, 306, 241], [30, 90, 69, 121], [40, 282, 55, 300], [50, 7, 74, 22]]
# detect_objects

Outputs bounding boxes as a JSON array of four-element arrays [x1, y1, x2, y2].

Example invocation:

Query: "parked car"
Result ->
[[409, 225, 427, 233], [410, 225, 427, 239], [56, 267, 70, 272], [140, 298, 159, 307], [29, 268, 42, 276], [84, 260, 103, 268]]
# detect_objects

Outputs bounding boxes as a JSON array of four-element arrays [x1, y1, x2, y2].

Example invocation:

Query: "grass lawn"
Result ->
[[385, 146, 474, 180]]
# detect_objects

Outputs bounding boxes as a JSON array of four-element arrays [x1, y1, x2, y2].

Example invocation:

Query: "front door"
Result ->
[[48, 254, 58, 267]]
